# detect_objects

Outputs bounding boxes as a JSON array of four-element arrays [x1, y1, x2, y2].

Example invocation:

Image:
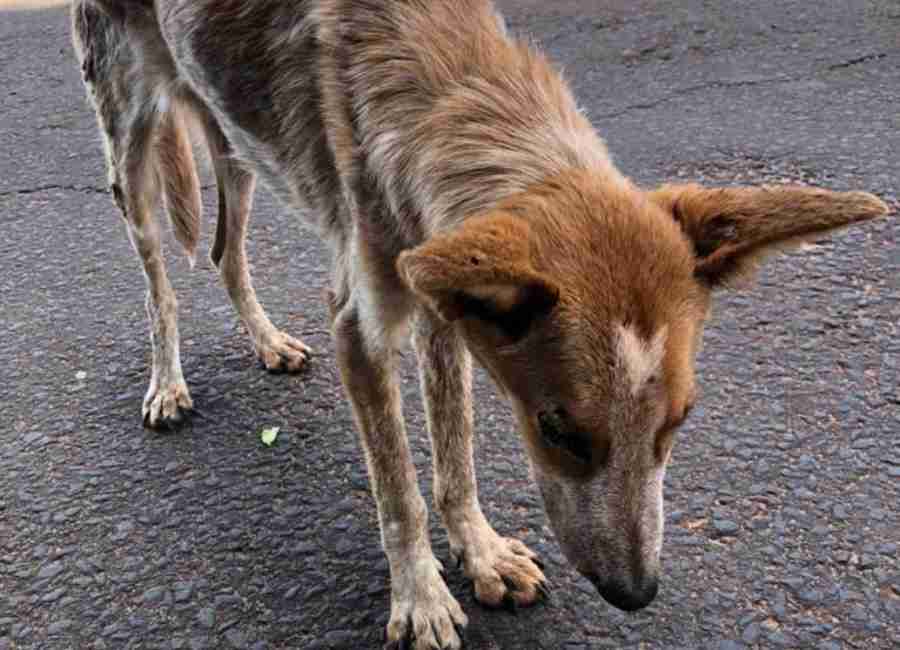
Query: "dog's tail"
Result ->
[[156, 106, 203, 266], [72, 0, 202, 265]]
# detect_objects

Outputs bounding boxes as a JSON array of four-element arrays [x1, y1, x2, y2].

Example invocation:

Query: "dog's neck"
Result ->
[[364, 31, 624, 239], [417, 96, 622, 236]]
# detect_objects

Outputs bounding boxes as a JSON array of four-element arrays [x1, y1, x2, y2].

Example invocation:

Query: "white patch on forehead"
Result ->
[[615, 324, 668, 396]]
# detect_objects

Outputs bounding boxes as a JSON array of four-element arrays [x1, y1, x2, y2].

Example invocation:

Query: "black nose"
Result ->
[[585, 574, 659, 612]]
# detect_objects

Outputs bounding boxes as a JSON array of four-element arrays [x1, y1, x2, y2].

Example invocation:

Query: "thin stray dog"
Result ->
[[71, 1, 889, 648]]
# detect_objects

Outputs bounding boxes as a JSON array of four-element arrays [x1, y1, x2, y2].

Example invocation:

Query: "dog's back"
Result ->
[[79, 0, 617, 253]]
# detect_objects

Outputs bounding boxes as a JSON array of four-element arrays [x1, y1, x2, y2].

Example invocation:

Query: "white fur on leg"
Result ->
[[142, 291, 192, 427], [385, 539, 467, 650]]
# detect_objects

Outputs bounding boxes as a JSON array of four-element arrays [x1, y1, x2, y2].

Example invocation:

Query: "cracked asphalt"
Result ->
[[1, 1, 898, 649]]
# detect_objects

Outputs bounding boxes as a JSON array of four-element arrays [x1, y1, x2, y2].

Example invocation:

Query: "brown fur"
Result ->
[[156, 107, 202, 262], [72, 1, 889, 647], [650, 183, 888, 285]]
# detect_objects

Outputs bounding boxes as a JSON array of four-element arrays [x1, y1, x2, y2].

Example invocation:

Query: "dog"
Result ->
[[71, 1, 889, 648]]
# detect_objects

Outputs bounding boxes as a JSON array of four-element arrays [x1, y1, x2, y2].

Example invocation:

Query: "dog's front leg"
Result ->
[[413, 312, 548, 609], [333, 303, 467, 650]]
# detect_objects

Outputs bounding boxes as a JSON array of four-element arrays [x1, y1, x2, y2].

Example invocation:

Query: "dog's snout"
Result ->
[[585, 573, 659, 612]]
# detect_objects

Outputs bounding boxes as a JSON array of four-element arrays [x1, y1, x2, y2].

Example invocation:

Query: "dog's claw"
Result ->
[[143, 406, 191, 431], [532, 557, 545, 571], [499, 577, 521, 614], [537, 581, 553, 604], [386, 616, 414, 650], [383, 635, 412, 650], [430, 622, 447, 650], [454, 622, 467, 646], [261, 359, 285, 374]]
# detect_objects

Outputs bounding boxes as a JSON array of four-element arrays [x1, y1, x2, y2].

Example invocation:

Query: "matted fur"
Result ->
[[72, 1, 889, 648]]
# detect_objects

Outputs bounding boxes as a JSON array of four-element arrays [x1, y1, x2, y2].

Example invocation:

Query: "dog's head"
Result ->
[[398, 172, 887, 611]]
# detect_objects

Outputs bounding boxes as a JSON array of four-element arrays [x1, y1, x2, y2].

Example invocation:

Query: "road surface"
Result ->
[[1, 1, 898, 649]]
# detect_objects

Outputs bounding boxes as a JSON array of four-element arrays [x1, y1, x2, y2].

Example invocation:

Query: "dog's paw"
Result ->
[[143, 380, 193, 429], [449, 515, 548, 610], [254, 329, 312, 373], [385, 557, 468, 650]]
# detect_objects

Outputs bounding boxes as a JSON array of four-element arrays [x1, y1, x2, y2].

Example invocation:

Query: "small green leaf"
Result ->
[[260, 426, 280, 447]]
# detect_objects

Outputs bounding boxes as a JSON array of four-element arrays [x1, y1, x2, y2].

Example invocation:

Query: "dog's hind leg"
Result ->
[[332, 292, 467, 650], [127, 111, 194, 429], [203, 116, 312, 373], [413, 312, 548, 609], [72, 2, 192, 428]]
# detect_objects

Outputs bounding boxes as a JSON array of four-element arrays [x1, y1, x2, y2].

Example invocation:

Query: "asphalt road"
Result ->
[[1, 2, 898, 649]]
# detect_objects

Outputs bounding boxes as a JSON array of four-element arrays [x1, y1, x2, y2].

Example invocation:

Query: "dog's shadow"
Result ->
[[91, 333, 627, 649]]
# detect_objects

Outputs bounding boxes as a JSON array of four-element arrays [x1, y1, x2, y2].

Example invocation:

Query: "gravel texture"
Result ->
[[1, 1, 898, 649]]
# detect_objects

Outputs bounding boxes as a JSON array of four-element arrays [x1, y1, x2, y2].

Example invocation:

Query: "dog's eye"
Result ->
[[537, 408, 591, 463]]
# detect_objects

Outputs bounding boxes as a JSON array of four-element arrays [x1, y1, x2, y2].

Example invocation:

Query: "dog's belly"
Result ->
[[160, 0, 343, 233]]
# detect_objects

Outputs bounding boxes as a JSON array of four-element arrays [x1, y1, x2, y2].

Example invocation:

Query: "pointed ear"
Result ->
[[397, 213, 559, 340], [649, 183, 889, 287]]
